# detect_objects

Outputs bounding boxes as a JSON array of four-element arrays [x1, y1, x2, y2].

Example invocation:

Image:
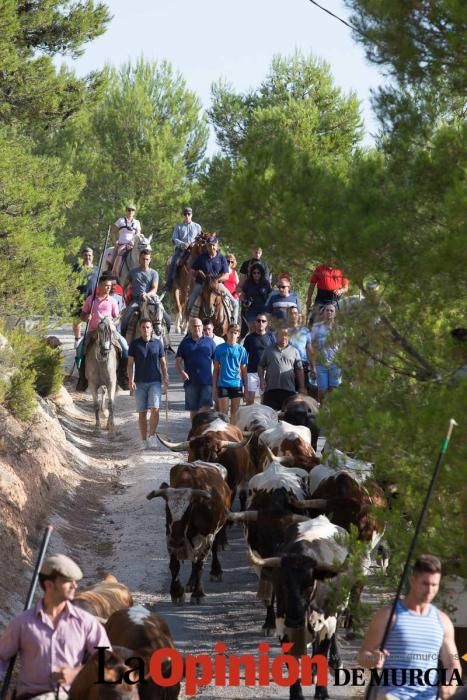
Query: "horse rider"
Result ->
[[72, 246, 98, 349], [165, 206, 202, 292], [0, 554, 110, 700], [187, 235, 238, 322], [120, 249, 170, 338], [110, 204, 142, 274], [76, 276, 129, 391]]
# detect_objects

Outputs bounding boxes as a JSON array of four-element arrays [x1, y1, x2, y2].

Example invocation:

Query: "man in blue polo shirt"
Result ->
[[127, 318, 168, 450], [186, 235, 238, 321], [176, 317, 217, 419]]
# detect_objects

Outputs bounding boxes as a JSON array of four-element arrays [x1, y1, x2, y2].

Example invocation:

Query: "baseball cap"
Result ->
[[206, 235, 218, 244], [183, 207, 193, 214], [125, 204, 136, 211]]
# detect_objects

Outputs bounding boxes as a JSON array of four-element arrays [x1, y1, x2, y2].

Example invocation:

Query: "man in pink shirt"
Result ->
[[76, 276, 129, 391], [0, 554, 110, 699]]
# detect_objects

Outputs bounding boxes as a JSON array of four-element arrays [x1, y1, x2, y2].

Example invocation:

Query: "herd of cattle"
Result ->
[[68, 397, 393, 699]]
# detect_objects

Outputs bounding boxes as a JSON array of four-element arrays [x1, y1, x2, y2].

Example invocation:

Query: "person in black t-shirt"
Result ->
[[242, 315, 275, 405], [239, 246, 272, 284]]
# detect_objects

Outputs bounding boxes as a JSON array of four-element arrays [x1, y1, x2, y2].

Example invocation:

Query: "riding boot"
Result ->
[[76, 359, 88, 392], [117, 356, 130, 391]]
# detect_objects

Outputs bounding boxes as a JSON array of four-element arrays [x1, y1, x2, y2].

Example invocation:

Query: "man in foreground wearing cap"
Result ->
[[165, 206, 202, 292], [0, 554, 110, 699], [187, 236, 238, 322]]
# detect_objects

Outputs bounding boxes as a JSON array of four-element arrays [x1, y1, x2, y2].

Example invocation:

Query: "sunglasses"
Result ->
[[256, 319, 267, 323], [278, 285, 289, 289]]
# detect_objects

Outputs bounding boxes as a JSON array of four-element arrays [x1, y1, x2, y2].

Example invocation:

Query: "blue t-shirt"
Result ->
[[213, 342, 248, 388], [243, 331, 275, 372], [265, 291, 301, 319], [176, 335, 217, 386], [289, 326, 311, 362], [192, 252, 228, 285], [128, 337, 164, 383]]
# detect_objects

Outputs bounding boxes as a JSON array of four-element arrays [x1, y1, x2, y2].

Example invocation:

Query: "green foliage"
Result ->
[[200, 52, 363, 277], [30, 339, 65, 397], [343, 0, 466, 95], [6, 368, 37, 422], [39, 58, 209, 253], [0, 0, 110, 129], [0, 127, 84, 323]]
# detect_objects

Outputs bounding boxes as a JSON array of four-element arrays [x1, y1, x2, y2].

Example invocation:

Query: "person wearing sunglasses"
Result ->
[[308, 303, 341, 403], [187, 236, 238, 322], [264, 273, 301, 326], [165, 206, 202, 292], [239, 262, 272, 333], [243, 316, 275, 404]]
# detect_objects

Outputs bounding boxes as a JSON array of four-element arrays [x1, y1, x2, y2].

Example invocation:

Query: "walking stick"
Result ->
[[70, 225, 111, 377], [0, 524, 54, 700], [365, 418, 458, 700]]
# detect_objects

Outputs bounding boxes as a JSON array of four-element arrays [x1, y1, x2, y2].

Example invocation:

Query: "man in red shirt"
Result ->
[[306, 263, 349, 322]]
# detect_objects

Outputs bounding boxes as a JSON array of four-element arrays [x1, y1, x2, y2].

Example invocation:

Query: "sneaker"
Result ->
[[142, 440, 150, 451], [148, 435, 159, 450]]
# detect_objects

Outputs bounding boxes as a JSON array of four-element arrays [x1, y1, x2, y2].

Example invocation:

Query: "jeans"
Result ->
[[166, 246, 187, 290]]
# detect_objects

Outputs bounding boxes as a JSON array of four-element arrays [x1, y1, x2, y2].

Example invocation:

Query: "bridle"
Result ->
[[95, 318, 113, 361]]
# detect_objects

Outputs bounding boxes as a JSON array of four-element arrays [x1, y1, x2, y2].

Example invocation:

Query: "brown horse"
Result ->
[[170, 231, 210, 333], [195, 278, 231, 337]]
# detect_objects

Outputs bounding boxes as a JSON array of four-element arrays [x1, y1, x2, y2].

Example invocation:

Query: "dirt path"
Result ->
[[48, 327, 366, 699]]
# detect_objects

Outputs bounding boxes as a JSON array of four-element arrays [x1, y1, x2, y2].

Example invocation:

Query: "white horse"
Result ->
[[104, 232, 153, 286], [85, 316, 118, 433]]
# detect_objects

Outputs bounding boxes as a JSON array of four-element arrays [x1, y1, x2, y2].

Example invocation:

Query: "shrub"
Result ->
[[6, 369, 37, 421], [30, 340, 65, 397]]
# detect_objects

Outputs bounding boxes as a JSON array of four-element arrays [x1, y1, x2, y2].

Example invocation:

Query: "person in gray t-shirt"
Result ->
[[121, 249, 159, 336], [258, 328, 305, 410]]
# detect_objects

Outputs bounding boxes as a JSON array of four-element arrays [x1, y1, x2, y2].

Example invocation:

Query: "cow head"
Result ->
[[188, 434, 248, 462]]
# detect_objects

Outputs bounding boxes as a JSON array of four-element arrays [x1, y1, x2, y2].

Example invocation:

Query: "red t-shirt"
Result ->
[[309, 265, 348, 291], [224, 270, 239, 299]]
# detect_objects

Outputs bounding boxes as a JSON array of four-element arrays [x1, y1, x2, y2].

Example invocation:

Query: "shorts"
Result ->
[[217, 386, 243, 399], [135, 381, 161, 411], [184, 382, 213, 411], [247, 372, 261, 393], [316, 363, 341, 390]]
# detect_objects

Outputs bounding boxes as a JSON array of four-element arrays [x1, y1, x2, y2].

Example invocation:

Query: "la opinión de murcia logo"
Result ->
[[94, 644, 464, 696]]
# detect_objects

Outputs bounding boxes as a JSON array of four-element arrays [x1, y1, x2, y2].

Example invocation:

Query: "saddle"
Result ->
[[221, 293, 236, 323]]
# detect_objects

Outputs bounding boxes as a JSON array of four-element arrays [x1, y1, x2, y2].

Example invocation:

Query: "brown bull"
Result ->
[[147, 462, 231, 604], [157, 427, 254, 510], [73, 574, 133, 622], [104, 607, 180, 699], [69, 646, 139, 700]]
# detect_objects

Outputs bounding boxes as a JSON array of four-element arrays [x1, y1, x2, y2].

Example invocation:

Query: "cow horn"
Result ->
[[265, 446, 277, 461], [289, 514, 312, 523], [247, 550, 281, 568], [227, 510, 258, 522], [146, 489, 168, 500], [289, 497, 328, 509], [273, 454, 296, 466], [219, 434, 252, 449], [156, 434, 190, 451]]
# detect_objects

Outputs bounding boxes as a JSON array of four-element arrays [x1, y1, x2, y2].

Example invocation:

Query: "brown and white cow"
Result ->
[[147, 462, 231, 604], [257, 420, 320, 471], [69, 646, 139, 700], [279, 394, 320, 453], [105, 606, 180, 699], [157, 421, 254, 510]]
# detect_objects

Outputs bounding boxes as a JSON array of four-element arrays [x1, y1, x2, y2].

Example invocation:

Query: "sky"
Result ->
[[66, 0, 384, 152]]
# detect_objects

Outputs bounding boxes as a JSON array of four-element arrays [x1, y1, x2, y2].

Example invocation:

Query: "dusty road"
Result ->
[[49, 327, 366, 699]]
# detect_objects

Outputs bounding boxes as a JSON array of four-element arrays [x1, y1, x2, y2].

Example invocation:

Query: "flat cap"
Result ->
[[183, 206, 192, 214], [81, 246, 93, 254], [40, 554, 83, 580]]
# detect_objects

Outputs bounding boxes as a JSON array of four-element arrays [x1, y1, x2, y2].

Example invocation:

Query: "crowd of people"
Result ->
[[70, 204, 352, 447]]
